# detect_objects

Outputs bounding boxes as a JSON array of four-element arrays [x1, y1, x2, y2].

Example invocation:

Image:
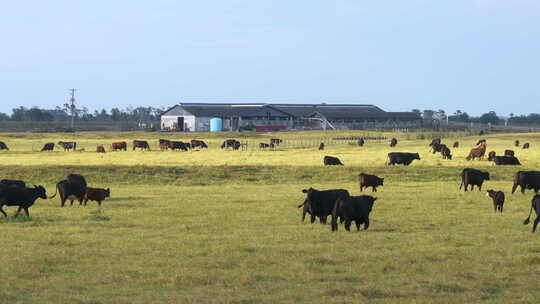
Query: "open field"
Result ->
[[1, 131, 539, 303]]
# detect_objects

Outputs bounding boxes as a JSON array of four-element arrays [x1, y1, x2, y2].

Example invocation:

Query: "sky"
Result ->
[[1, 0, 539, 116]]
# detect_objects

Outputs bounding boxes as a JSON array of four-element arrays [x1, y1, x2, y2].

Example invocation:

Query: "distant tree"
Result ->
[[434, 109, 447, 121], [478, 111, 501, 125], [422, 110, 435, 120], [449, 110, 471, 122], [0, 112, 10, 121], [111, 108, 121, 121], [11, 106, 27, 121]]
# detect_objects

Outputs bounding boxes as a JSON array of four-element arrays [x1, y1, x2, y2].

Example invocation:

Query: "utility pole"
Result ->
[[66, 89, 76, 129]]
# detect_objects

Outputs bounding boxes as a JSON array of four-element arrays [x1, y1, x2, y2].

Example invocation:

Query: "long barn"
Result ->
[[160, 103, 420, 132]]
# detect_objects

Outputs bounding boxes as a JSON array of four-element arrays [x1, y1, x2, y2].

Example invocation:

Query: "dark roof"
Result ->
[[162, 103, 421, 120]]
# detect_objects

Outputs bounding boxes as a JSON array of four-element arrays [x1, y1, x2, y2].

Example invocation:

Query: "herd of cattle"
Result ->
[[303, 137, 540, 232]]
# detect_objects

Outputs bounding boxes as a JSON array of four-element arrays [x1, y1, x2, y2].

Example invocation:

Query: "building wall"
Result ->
[[161, 115, 196, 131], [195, 117, 211, 132]]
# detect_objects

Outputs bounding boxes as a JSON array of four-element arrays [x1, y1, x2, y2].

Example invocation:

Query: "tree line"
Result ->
[[412, 109, 540, 125], [0, 106, 164, 123]]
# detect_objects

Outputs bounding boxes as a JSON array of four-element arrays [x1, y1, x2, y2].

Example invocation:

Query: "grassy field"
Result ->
[[0, 130, 539, 303]]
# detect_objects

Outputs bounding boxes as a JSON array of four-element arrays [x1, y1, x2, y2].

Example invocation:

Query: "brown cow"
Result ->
[[390, 138, 398, 147], [111, 141, 127, 151], [487, 151, 496, 161], [318, 142, 325, 150], [453, 141, 459, 148], [96, 145, 106, 153], [466, 143, 486, 161], [83, 187, 110, 206], [358, 173, 384, 192], [515, 140, 520, 147]]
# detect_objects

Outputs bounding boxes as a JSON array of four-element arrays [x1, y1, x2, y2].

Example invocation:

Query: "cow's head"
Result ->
[[486, 190, 496, 199], [105, 188, 111, 198], [377, 178, 384, 186], [483, 172, 491, 180], [34, 185, 47, 199], [413, 153, 420, 160]]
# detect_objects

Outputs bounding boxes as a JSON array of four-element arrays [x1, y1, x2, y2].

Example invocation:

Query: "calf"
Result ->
[[58, 141, 77, 151], [390, 138, 398, 147], [487, 151, 496, 161], [323, 156, 343, 166], [298, 188, 350, 224], [318, 142, 325, 150], [0, 185, 47, 217], [453, 141, 459, 148], [460, 168, 490, 192], [486, 190, 505, 213], [41, 143, 55, 151], [83, 187, 110, 206], [515, 140, 520, 147], [133, 140, 150, 151], [387, 152, 420, 166], [523, 143, 530, 149], [111, 141, 127, 151], [504, 149, 515, 157], [512, 171, 540, 194], [0, 141, 8, 150], [493, 156, 521, 166], [441, 145, 452, 160], [331, 195, 377, 232], [523, 195, 540, 232], [358, 173, 384, 192], [357, 138, 365, 147], [466, 143, 486, 161], [96, 145, 106, 153]]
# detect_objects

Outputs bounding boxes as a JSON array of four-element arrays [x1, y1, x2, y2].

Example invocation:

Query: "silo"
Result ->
[[210, 117, 223, 132]]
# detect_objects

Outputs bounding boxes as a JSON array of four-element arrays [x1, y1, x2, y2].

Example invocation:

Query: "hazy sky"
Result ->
[[1, 0, 539, 115]]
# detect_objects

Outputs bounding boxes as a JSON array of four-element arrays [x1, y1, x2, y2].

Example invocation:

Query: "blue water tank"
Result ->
[[210, 117, 223, 132]]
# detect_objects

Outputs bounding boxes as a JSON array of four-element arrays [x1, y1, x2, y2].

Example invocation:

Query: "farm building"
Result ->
[[160, 103, 421, 132]]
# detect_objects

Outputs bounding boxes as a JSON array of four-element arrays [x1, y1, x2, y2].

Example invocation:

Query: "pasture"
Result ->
[[0, 131, 539, 303]]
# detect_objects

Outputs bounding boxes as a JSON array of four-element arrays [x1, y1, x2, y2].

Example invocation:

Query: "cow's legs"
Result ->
[[355, 221, 361, 231], [344, 220, 351, 232], [321, 216, 327, 224], [533, 216, 540, 233], [310, 214, 316, 224], [70, 200, 74, 206], [500, 204, 503, 213], [24, 208, 29, 217], [97, 200, 102, 206], [364, 218, 370, 230], [372, 186, 377, 192], [14, 207, 22, 217], [493, 202, 497, 212]]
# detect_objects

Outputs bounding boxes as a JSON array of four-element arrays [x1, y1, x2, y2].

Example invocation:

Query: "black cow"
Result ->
[[96, 145, 106, 153], [41, 143, 55, 151], [512, 171, 540, 194], [324, 156, 343, 166], [429, 138, 441, 148], [170, 141, 189, 151], [493, 156, 521, 165], [504, 149, 515, 157], [460, 168, 490, 192], [133, 140, 150, 151], [259, 143, 273, 149], [487, 151, 496, 161], [358, 173, 384, 192], [0, 141, 8, 150], [430, 142, 443, 154], [50, 174, 88, 207], [515, 140, 520, 147], [191, 140, 208, 149], [390, 138, 398, 147], [523, 195, 540, 232], [331, 195, 377, 232], [387, 152, 420, 166], [270, 138, 282, 146], [441, 145, 452, 160], [318, 142, 325, 150], [523, 143, 530, 149], [0, 185, 47, 217], [221, 139, 240, 150], [486, 190, 505, 213], [58, 141, 76, 151], [298, 188, 349, 224], [84, 188, 110, 206], [357, 138, 365, 147]]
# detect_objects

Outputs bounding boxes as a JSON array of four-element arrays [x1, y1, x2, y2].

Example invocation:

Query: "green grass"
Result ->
[[0, 130, 539, 303]]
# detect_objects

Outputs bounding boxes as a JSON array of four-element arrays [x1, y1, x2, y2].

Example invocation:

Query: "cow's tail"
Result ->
[[48, 182, 60, 199], [523, 205, 534, 225]]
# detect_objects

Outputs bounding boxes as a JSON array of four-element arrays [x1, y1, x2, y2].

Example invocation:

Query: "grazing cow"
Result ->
[[358, 173, 384, 192], [476, 139, 487, 146], [390, 138, 398, 147], [486, 190, 505, 213], [441, 145, 452, 160], [318, 142, 325, 150], [523, 143, 530, 149], [221, 139, 241, 150], [523, 195, 540, 232], [41, 143, 55, 151], [487, 151, 496, 161], [0, 141, 8, 150], [159, 139, 171, 150], [133, 140, 150, 151], [429, 138, 441, 147], [58, 141, 77, 151], [504, 149, 515, 157], [83, 187, 110, 206], [493, 156, 521, 166], [298, 188, 349, 224], [331, 195, 377, 232], [515, 140, 520, 147], [170, 141, 189, 151], [453, 141, 459, 148], [259, 143, 272, 149], [460, 168, 490, 192], [430, 142, 443, 154], [96, 145, 106, 153], [49, 174, 88, 207], [512, 171, 540, 194], [190, 140, 208, 149], [466, 143, 486, 161], [270, 138, 283, 146], [387, 152, 420, 166], [357, 138, 365, 147], [323, 156, 343, 166], [111, 141, 127, 151], [0, 185, 47, 217]]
